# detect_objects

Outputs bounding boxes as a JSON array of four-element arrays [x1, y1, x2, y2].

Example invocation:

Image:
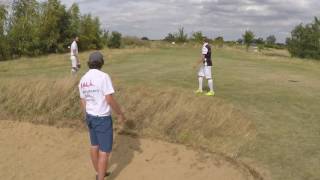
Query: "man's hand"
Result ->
[[80, 99, 86, 120], [194, 58, 202, 69], [117, 113, 126, 124], [105, 94, 126, 123]]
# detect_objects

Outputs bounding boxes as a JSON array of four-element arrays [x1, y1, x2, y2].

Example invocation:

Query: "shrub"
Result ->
[[122, 36, 150, 47], [107, 31, 122, 49], [163, 33, 175, 42], [243, 30, 255, 51], [141, 37, 149, 41], [191, 31, 204, 44], [287, 17, 320, 60]]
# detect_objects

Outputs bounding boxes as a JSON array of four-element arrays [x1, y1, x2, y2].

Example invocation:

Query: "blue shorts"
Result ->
[[86, 114, 113, 153]]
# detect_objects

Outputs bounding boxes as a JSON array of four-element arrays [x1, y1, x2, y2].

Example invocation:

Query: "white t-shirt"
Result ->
[[79, 69, 115, 116], [202, 43, 209, 55], [70, 41, 78, 56]]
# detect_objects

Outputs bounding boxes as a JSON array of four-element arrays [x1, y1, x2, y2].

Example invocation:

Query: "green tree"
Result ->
[[191, 31, 204, 43], [214, 36, 224, 48], [287, 17, 320, 59], [141, 37, 149, 41], [0, 0, 105, 60], [101, 29, 109, 46], [0, 5, 10, 60], [8, 0, 40, 56], [39, 0, 67, 53], [79, 14, 103, 50], [67, 3, 80, 36], [243, 30, 255, 51], [0, 5, 6, 36], [266, 35, 276, 45], [107, 31, 122, 48], [237, 38, 243, 44], [253, 37, 264, 45], [164, 33, 175, 42], [175, 27, 188, 43]]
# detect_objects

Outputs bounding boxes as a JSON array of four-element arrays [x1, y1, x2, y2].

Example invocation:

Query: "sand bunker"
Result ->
[[0, 120, 258, 180]]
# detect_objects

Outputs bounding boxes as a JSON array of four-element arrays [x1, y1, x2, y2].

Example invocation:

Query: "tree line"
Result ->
[[1, 1, 319, 61], [163, 27, 278, 50], [241, 17, 320, 60], [163, 27, 225, 47], [164, 19, 320, 61], [0, 0, 107, 61]]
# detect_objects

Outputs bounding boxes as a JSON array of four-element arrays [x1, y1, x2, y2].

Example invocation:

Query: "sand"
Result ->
[[0, 120, 257, 180]]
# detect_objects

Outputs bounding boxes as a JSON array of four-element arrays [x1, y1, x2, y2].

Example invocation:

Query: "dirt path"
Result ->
[[0, 121, 257, 180]]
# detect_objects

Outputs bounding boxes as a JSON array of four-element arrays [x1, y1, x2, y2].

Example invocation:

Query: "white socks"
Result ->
[[208, 79, 214, 92], [198, 77, 203, 91], [199, 77, 214, 92]]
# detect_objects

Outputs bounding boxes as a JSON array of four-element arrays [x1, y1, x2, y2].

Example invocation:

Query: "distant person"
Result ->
[[79, 52, 126, 180], [195, 38, 215, 96], [70, 35, 80, 75]]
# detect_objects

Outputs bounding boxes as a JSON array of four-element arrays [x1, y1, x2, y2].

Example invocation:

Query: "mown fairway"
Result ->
[[0, 45, 319, 180]]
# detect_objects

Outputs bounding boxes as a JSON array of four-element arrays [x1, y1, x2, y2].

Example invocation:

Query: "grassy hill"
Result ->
[[0, 44, 319, 180]]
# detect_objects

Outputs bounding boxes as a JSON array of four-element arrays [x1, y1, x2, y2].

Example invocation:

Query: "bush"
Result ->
[[122, 36, 150, 47], [163, 27, 188, 43], [243, 30, 255, 51], [163, 33, 175, 42], [141, 37, 149, 41], [287, 17, 320, 59], [214, 36, 224, 48], [107, 31, 122, 49], [191, 31, 204, 44]]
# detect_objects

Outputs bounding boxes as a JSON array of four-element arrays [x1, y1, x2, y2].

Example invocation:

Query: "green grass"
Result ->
[[1, 45, 319, 180]]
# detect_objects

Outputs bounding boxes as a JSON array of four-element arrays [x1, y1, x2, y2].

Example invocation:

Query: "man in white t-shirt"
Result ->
[[70, 36, 80, 75], [195, 38, 215, 96], [79, 52, 125, 180]]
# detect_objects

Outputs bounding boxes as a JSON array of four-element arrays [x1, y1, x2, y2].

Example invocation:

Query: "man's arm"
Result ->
[[80, 98, 86, 113], [194, 54, 205, 68], [105, 94, 125, 123], [80, 98, 86, 119]]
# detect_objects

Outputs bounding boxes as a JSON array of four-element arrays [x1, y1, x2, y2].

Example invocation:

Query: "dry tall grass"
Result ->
[[116, 86, 256, 155], [0, 77, 255, 156], [0, 78, 82, 127]]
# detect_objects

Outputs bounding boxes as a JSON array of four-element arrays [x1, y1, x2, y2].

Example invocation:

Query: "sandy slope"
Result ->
[[0, 121, 255, 180]]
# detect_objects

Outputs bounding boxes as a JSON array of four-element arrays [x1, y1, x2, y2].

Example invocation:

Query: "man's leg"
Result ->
[[71, 56, 78, 75], [97, 151, 110, 180], [196, 65, 205, 93], [71, 67, 78, 75], [198, 76, 204, 92], [90, 146, 99, 173], [87, 115, 100, 176], [205, 66, 215, 96], [208, 78, 214, 92], [96, 116, 113, 180]]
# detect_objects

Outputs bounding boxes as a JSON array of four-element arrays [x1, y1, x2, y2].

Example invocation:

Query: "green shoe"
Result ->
[[195, 89, 203, 94], [205, 91, 215, 96]]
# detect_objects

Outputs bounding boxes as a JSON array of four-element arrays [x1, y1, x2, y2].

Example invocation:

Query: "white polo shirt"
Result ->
[[79, 69, 115, 116], [70, 41, 78, 57], [202, 43, 209, 55]]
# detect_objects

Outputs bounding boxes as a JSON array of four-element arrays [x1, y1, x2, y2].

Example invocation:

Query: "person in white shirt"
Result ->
[[79, 51, 125, 180], [195, 38, 215, 96], [70, 36, 80, 75]]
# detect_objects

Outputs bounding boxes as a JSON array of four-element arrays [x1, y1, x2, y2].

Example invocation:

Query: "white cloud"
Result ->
[[4, 0, 320, 42]]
